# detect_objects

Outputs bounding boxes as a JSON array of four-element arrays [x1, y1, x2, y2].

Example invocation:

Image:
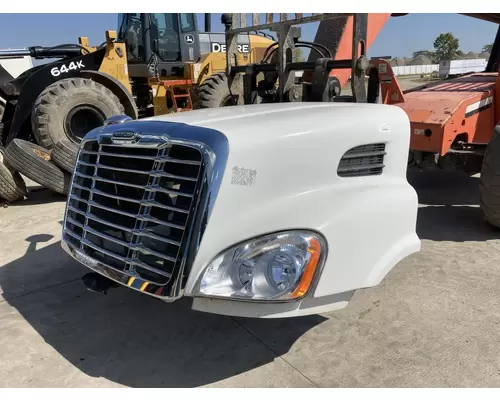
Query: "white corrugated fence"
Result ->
[[391, 64, 439, 76]]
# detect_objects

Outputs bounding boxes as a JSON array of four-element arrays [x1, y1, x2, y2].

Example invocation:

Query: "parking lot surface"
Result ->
[[1, 168, 500, 388]]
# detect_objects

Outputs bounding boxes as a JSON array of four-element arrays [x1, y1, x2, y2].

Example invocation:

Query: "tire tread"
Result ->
[[4, 139, 70, 195], [31, 77, 125, 149]]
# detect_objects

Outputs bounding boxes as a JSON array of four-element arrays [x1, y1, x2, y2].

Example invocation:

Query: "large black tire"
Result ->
[[51, 139, 79, 173], [31, 77, 125, 149], [479, 125, 500, 228], [196, 72, 244, 109], [0, 145, 27, 202], [4, 139, 71, 195], [0, 102, 4, 120]]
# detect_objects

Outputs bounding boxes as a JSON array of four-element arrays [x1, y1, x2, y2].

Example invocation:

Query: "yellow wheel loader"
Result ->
[[0, 13, 275, 149]]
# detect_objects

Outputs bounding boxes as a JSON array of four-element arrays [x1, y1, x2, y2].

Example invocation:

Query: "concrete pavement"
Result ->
[[1, 170, 500, 387]]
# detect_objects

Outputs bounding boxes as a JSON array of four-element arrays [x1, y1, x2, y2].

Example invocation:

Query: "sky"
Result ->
[[0, 13, 497, 58]]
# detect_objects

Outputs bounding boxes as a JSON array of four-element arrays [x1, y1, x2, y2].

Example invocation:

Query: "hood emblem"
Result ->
[[111, 131, 138, 144]]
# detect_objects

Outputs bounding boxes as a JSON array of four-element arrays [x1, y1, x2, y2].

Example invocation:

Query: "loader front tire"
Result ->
[[196, 72, 244, 109], [31, 77, 125, 149], [479, 125, 500, 228]]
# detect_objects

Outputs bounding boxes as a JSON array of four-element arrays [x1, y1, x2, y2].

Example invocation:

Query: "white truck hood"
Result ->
[[63, 102, 420, 318], [144, 103, 421, 316]]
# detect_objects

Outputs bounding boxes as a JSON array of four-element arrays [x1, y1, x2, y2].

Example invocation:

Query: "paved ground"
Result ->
[[2, 168, 500, 388], [0, 76, 495, 387]]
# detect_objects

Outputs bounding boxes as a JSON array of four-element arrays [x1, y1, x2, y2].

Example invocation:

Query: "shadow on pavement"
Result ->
[[416, 205, 500, 242], [407, 169, 500, 242], [8, 187, 67, 207], [0, 237, 326, 388], [407, 169, 480, 206]]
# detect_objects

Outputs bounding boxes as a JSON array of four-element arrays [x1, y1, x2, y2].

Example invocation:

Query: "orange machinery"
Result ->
[[313, 13, 500, 173], [312, 13, 500, 95], [307, 13, 395, 89], [365, 14, 500, 173], [322, 13, 500, 228], [370, 60, 499, 168]]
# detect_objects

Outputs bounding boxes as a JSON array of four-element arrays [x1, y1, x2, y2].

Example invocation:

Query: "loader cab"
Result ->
[[117, 13, 201, 78]]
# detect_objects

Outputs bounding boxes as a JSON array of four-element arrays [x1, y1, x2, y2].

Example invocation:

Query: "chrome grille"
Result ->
[[63, 137, 204, 287], [337, 143, 386, 177]]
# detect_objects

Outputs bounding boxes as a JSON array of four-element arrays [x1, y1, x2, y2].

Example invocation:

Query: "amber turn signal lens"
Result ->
[[291, 238, 322, 299]]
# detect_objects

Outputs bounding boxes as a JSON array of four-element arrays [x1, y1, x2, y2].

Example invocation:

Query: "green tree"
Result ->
[[482, 43, 493, 53], [433, 33, 460, 61], [412, 50, 434, 59]]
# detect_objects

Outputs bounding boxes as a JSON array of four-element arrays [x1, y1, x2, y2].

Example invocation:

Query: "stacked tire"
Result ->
[[0, 145, 27, 203], [0, 77, 126, 204], [4, 140, 73, 196]]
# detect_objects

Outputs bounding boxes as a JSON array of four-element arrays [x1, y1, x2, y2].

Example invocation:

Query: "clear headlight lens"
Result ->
[[196, 231, 326, 301]]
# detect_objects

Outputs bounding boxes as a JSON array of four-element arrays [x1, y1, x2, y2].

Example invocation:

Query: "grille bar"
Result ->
[[74, 172, 195, 198], [67, 215, 178, 263], [71, 184, 190, 214], [79, 149, 202, 165], [80, 237, 173, 279], [64, 137, 205, 286], [86, 225, 178, 263], [78, 161, 198, 182], [91, 214, 179, 246], [67, 204, 85, 215], [80, 210, 182, 247], [70, 196, 187, 230], [65, 227, 174, 279]]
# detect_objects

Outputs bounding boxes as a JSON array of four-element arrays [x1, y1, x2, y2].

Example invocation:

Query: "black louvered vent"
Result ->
[[337, 143, 386, 177]]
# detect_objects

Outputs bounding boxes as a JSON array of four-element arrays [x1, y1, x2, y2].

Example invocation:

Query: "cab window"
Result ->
[[180, 13, 195, 33], [120, 13, 144, 63], [150, 13, 181, 62]]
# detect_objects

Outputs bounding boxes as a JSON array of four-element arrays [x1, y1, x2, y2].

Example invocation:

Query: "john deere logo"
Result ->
[[184, 34, 195, 44]]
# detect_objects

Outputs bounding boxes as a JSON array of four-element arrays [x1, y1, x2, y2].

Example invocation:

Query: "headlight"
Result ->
[[195, 231, 326, 301]]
